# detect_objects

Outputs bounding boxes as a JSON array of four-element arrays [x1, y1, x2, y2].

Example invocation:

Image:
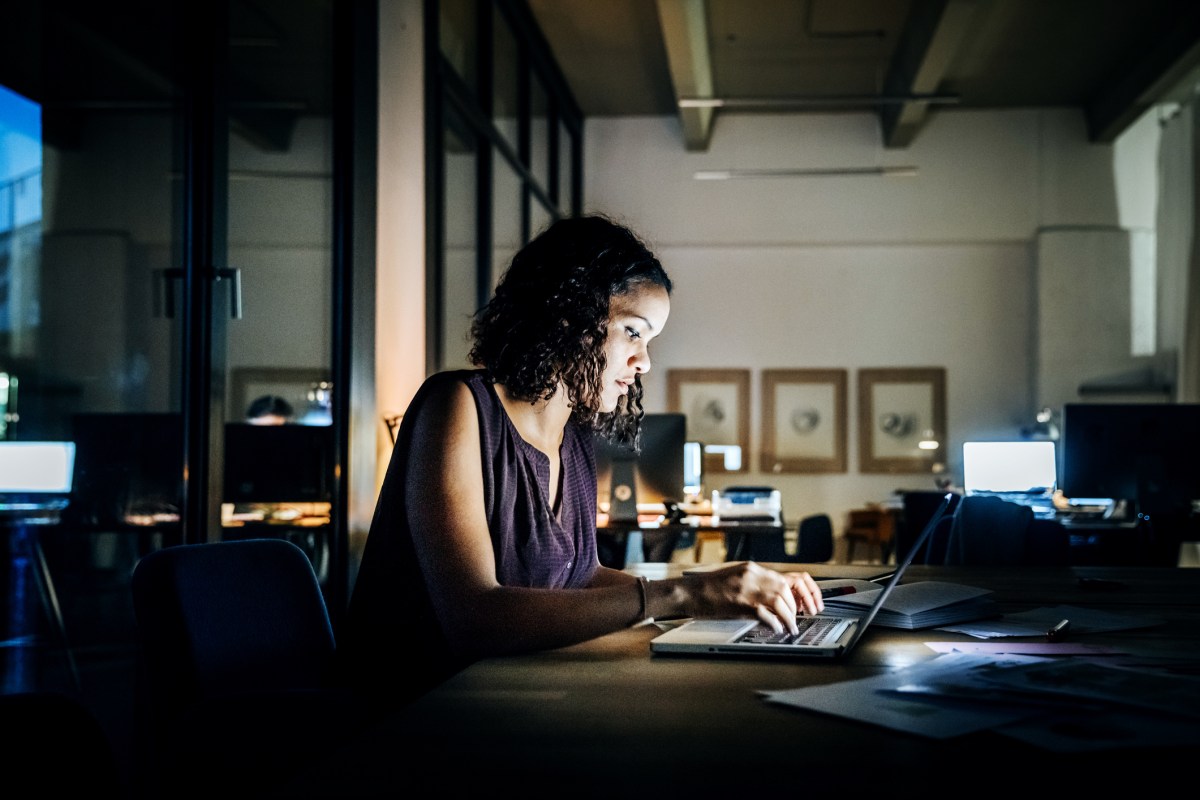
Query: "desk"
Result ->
[[1, 505, 80, 691], [596, 519, 786, 567], [285, 563, 1200, 795], [222, 502, 331, 584]]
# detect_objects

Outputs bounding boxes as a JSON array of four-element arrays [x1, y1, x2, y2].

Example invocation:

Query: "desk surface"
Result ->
[[286, 564, 1200, 795]]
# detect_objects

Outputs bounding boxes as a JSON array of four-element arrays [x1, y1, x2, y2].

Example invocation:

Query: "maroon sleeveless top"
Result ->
[[335, 370, 598, 708]]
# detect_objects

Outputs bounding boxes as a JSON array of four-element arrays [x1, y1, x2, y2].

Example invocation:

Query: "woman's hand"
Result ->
[[682, 562, 824, 635]]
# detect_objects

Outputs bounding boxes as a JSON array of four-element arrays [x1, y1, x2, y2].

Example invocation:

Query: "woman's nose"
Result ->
[[630, 344, 651, 373]]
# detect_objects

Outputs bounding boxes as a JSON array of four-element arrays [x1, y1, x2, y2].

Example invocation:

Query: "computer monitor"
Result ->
[[594, 413, 686, 521], [69, 412, 183, 528], [1061, 403, 1200, 514], [223, 423, 334, 504], [962, 441, 1057, 495], [683, 441, 703, 498]]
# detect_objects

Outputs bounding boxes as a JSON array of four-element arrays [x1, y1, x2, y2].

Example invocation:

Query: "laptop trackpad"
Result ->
[[665, 620, 758, 643]]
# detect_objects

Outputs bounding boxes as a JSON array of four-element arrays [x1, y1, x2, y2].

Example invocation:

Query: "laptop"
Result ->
[[962, 440, 1058, 517], [0, 441, 76, 512], [649, 492, 955, 659]]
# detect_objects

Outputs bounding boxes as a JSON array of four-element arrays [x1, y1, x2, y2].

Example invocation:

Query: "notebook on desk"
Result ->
[[649, 493, 955, 659]]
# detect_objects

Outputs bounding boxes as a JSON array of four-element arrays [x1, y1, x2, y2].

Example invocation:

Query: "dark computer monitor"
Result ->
[[594, 413, 686, 521], [1061, 403, 1200, 514], [68, 412, 184, 528], [223, 423, 334, 504]]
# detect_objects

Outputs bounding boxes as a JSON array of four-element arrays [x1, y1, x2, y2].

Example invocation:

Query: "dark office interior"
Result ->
[[3, 1, 1200, 797]]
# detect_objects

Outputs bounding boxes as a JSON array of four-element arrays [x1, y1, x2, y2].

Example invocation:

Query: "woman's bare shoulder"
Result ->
[[407, 371, 480, 431]]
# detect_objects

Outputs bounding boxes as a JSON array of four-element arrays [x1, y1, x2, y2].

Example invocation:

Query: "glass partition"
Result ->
[[441, 108, 479, 370], [429, 0, 583, 372]]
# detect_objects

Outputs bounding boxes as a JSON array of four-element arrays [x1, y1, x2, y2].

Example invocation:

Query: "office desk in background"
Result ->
[[282, 563, 1200, 795], [222, 503, 331, 586], [595, 515, 785, 567]]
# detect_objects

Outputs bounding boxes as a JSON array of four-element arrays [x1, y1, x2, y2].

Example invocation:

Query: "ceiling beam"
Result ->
[[880, 0, 978, 149], [656, 0, 715, 151], [1086, 6, 1200, 143]]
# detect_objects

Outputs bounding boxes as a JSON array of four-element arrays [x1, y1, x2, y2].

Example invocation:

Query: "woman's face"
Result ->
[[598, 283, 671, 413]]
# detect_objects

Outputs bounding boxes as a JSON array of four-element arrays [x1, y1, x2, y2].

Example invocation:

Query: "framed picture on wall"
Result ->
[[857, 367, 947, 474], [760, 369, 848, 473], [666, 368, 750, 473]]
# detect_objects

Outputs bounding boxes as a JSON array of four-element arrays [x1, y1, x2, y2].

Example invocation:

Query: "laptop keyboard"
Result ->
[[736, 616, 838, 646]]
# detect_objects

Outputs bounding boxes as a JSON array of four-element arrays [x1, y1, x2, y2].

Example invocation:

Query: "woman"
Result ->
[[336, 215, 823, 707]]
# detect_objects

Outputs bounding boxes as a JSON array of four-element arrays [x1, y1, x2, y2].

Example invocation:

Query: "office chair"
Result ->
[[729, 513, 832, 564], [901, 491, 962, 564], [795, 514, 835, 563], [730, 528, 785, 563], [842, 506, 896, 564], [130, 538, 366, 797], [943, 495, 1070, 566]]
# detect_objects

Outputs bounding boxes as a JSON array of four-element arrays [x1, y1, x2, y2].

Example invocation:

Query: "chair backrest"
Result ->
[[944, 495, 1068, 566], [130, 538, 336, 728], [734, 527, 789, 562], [900, 491, 961, 563], [795, 514, 834, 562]]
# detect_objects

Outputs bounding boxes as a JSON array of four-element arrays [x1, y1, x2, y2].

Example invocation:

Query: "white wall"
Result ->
[[583, 107, 1161, 540]]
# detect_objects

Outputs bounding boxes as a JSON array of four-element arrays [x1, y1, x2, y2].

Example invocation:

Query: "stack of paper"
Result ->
[[818, 579, 996, 629]]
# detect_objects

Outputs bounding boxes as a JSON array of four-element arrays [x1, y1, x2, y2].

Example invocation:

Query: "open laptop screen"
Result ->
[[962, 441, 1056, 495], [0, 441, 75, 509]]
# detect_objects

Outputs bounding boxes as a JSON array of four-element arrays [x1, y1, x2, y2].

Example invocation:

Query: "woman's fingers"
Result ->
[[782, 571, 824, 616], [771, 592, 799, 635], [756, 603, 784, 634], [801, 572, 825, 614]]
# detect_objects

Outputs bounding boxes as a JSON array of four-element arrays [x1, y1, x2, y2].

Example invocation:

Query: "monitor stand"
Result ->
[[608, 459, 638, 522]]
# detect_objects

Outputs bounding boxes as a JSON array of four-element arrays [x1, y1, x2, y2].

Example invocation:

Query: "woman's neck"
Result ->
[[494, 382, 572, 455]]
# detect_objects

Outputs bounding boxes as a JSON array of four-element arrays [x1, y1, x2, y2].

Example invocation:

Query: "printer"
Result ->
[[712, 486, 782, 524]]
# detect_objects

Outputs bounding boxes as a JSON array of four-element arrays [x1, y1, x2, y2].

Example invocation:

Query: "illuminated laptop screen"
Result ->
[[0, 442, 76, 494], [962, 441, 1057, 495]]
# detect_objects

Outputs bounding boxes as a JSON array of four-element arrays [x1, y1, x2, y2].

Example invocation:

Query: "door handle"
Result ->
[[156, 267, 241, 319], [214, 267, 243, 319]]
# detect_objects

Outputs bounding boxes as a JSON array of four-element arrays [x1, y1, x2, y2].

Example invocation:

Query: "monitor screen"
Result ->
[[223, 423, 334, 504], [962, 441, 1057, 495], [0, 442, 75, 494], [683, 441, 703, 498], [594, 413, 686, 519], [1061, 403, 1200, 512]]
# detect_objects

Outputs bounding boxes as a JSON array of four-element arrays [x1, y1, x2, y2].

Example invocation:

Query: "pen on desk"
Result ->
[[821, 586, 857, 598], [1046, 618, 1071, 641]]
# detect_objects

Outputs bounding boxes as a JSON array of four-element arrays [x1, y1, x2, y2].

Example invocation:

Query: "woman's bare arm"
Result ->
[[405, 381, 823, 658]]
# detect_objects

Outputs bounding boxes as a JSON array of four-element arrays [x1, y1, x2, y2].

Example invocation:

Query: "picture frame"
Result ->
[[760, 369, 848, 473], [857, 367, 947, 474], [230, 367, 330, 422], [666, 368, 750, 473]]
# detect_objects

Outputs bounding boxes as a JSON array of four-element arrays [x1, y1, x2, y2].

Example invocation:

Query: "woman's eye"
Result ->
[[625, 326, 641, 340]]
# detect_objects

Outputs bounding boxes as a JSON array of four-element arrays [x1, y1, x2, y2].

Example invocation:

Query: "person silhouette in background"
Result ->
[[245, 395, 294, 425]]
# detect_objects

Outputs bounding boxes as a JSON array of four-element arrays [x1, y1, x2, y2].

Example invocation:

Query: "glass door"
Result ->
[[219, 0, 335, 584], [0, 0, 343, 693], [0, 0, 194, 691]]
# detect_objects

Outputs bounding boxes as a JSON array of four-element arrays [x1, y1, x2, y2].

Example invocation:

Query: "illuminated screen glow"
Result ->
[[962, 441, 1057, 494], [0, 442, 75, 493]]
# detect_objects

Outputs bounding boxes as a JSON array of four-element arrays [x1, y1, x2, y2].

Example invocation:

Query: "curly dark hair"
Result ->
[[469, 214, 672, 448]]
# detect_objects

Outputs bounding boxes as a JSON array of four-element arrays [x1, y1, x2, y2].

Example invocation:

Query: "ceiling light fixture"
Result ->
[[678, 94, 960, 109], [694, 166, 918, 180]]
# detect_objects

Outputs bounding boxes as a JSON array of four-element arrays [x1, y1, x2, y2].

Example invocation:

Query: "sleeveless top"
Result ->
[[334, 370, 599, 707]]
